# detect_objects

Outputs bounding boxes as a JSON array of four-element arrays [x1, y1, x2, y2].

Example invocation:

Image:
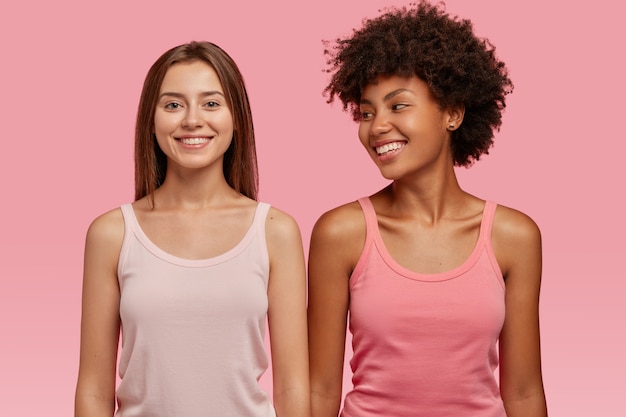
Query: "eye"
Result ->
[[360, 110, 373, 120], [204, 101, 220, 109], [392, 103, 408, 111], [164, 102, 182, 110]]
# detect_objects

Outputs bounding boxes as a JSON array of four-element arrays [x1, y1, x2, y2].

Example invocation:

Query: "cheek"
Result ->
[[214, 111, 234, 134], [221, 119, 235, 136], [153, 111, 173, 133], [153, 114, 173, 147], [358, 123, 369, 148]]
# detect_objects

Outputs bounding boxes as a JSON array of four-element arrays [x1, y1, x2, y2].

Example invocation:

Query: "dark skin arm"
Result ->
[[308, 203, 364, 417], [492, 206, 548, 417]]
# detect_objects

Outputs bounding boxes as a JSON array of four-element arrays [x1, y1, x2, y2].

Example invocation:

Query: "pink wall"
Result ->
[[0, 0, 624, 415]]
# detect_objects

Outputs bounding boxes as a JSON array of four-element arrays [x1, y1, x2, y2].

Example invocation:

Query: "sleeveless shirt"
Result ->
[[115, 203, 276, 417], [342, 198, 506, 417]]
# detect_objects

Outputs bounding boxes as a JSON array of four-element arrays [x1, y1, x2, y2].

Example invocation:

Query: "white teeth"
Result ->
[[180, 137, 209, 145], [376, 142, 405, 155]]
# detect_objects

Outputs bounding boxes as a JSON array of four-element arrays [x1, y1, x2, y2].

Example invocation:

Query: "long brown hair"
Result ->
[[135, 41, 258, 201]]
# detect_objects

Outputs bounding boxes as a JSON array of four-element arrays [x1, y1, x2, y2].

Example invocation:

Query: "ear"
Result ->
[[445, 104, 465, 131]]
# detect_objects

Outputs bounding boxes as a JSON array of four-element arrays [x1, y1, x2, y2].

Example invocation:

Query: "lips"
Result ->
[[178, 137, 210, 145], [375, 141, 406, 155]]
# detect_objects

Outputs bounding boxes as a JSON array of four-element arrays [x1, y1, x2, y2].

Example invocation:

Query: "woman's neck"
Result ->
[[153, 166, 239, 210], [385, 167, 470, 223]]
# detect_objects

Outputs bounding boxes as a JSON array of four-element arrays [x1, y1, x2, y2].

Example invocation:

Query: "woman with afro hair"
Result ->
[[307, 2, 547, 417]]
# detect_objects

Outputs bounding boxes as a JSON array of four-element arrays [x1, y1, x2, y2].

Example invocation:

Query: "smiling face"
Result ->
[[358, 75, 462, 181], [153, 60, 234, 176]]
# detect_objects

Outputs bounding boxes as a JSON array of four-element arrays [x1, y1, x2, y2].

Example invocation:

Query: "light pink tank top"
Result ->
[[342, 198, 506, 417], [115, 202, 276, 417]]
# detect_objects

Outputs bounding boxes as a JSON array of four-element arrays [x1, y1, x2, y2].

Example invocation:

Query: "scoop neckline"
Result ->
[[367, 199, 489, 282], [123, 202, 263, 268]]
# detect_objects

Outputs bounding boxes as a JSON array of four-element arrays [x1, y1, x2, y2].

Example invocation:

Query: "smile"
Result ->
[[178, 137, 210, 145], [375, 141, 406, 155]]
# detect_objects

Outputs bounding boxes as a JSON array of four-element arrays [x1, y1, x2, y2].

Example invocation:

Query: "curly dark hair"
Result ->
[[324, 1, 513, 167]]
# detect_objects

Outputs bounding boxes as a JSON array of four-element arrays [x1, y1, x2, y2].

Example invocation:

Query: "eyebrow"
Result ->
[[360, 88, 412, 105], [159, 91, 225, 100]]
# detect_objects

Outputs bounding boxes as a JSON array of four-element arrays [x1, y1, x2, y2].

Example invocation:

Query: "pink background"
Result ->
[[0, 0, 624, 415]]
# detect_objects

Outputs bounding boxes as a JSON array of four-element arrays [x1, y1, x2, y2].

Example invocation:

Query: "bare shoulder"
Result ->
[[309, 201, 366, 274], [265, 206, 303, 244], [492, 204, 541, 245], [312, 201, 365, 245], [85, 208, 125, 260], [492, 204, 542, 279], [264, 206, 306, 278], [265, 206, 305, 265]]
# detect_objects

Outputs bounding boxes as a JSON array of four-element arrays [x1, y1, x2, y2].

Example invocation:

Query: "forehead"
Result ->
[[160, 60, 224, 92], [360, 74, 432, 100]]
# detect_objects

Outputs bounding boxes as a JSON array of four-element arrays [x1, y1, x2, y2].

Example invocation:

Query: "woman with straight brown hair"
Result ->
[[75, 41, 309, 417]]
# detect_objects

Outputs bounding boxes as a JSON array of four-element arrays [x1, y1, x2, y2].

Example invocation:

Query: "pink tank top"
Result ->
[[115, 203, 276, 417], [342, 198, 506, 417]]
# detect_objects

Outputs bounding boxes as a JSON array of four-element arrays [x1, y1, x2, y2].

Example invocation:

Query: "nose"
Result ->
[[182, 107, 202, 128], [369, 112, 392, 136]]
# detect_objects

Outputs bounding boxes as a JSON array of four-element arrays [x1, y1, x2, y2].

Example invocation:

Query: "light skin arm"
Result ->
[[308, 206, 361, 417], [75, 210, 124, 417], [266, 207, 311, 417], [493, 207, 548, 417]]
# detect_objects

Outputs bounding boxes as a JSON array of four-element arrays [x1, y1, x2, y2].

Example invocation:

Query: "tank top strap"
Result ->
[[119, 203, 136, 230], [356, 197, 378, 247], [478, 201, 504, 287], [119, 202, 142, 244], [117, 203, 137, 279], [351, 197, 378, 286], [251, 202, 271, 284], [253, 202, 271, 237], [478, 201, 497, 242]]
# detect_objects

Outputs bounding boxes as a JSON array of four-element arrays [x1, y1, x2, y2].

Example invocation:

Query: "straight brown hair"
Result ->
[[134, 41, 258, 202]]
